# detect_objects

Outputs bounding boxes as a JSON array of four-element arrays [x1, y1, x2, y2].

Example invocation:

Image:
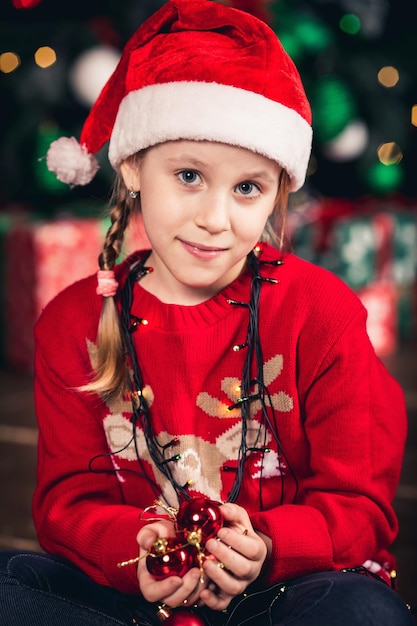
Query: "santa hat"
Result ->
[[47, 0, 312, 192]]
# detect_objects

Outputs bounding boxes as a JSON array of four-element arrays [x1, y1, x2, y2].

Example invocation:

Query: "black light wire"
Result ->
[[227, 251, 260, 503], [227, 252, 298, 506], [120, 255, 192, 505], [90, 249, 298, 509]]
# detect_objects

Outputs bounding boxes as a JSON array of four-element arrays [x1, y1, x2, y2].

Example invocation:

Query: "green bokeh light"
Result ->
[[339, 14, 361, 35], [311, 77, 357, 142], [274, 11, 333, 61], [364, 161, 404, 193], [278, 32, 303, 60], [294, 18, 332, 53]]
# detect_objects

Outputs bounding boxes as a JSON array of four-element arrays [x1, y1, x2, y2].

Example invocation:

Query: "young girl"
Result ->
[[0, 0, 413, 624]]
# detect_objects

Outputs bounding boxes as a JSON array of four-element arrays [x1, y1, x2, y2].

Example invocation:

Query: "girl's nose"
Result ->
[[195, 192, 231, 233]]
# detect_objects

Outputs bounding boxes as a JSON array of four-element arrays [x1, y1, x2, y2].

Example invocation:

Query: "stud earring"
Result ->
[[129, 190, 138, 199]]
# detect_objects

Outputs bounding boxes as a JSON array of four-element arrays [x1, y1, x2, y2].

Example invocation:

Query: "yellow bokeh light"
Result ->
[[0, 51, 20, 73], [411, 105, 417, 127], [377, 66, 400, 88], [34, 46, 56, 68], [377, 142, 403, 165]]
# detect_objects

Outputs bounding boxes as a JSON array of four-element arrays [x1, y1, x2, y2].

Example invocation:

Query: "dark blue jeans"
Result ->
[[0, 550, 414, 625]]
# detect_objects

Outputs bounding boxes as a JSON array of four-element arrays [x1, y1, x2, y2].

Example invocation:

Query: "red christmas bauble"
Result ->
[[146, 537, 195, 580], [164, 610, 205, 626], [176, 497, 223, 545]]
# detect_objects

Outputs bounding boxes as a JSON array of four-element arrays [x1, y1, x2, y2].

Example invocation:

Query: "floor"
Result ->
[[1, 336, 416, 620]]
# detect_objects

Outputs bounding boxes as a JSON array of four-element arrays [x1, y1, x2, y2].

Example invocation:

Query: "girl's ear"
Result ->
[[120, 160, 141, 192]]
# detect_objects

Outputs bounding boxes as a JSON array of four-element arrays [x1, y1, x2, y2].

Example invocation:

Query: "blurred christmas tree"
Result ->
[[0, 0, 416, 212], [270, 0, 417, 200]]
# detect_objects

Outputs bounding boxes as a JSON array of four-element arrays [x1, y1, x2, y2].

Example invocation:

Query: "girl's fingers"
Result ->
[[159, 568, 206, 608], [138, 552, 206, 607], [219, 502, 253, 529], [217, 527, 265, 562], [135, 503, 267, 609], [205, 531, 265, 580], [203, 556, 246, 596], [205, 543, 248, 581], [137, 556, 183, 603], [136, 520, 175, 550], [199, 523, 268, 608]]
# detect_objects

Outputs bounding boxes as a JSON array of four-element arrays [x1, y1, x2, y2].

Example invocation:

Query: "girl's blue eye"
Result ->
[[237, 181, 258, 195], [179, 170, 199, 184]]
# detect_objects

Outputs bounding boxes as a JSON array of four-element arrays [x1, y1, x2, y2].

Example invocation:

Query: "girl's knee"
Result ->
[[271, 572, 414, 626]]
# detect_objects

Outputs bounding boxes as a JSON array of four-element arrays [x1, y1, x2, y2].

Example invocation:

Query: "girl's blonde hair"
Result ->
[[81, 162, 291, 400]]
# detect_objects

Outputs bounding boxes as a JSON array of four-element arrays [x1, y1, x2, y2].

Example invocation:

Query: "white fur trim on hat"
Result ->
[[109, 82, 312, 192]]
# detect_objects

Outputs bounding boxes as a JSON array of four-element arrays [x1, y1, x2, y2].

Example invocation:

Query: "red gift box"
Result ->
[[356, 282, 398, 357], [4, 217, 106, 371], [4, 213, 150, 371]]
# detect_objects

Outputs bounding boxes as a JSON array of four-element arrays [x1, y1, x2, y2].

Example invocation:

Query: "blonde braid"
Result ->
[[80, 177, 137, 399]]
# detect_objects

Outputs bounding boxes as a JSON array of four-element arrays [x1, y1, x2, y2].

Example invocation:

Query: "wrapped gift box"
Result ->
[[391, 209, 417, 286], [4, 217, 106, 371], [321, 215, 378, 288], [357, 281, 399, 357], [290, 199, 417, 356], [4, 212, 150, 371]]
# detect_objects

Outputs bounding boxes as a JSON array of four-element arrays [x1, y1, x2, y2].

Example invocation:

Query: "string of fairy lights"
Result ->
[[0, 0, 416, 202]]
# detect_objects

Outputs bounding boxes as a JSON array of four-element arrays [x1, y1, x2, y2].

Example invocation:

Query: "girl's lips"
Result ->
[[180, 239, 227, 260]]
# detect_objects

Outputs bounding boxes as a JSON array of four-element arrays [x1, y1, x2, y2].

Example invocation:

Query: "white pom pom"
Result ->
[[46, 136, 99, 186]]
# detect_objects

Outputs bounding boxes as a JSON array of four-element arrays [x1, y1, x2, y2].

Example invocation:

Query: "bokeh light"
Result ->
[[70, 46, 120, 107], [377, 66, 400, 88], [311, 77, 356, 142], [411, 105, 417, 127], [365, 161, 404, 193], [0, 52, 21, 73], [12, 0, 42, 7], [323, 120, 369, 161], [34, 46, 57, 69], [377, 142, 403, 165], [339, 14, 361, 35]]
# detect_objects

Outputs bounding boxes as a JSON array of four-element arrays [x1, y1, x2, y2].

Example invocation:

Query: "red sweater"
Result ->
[[33, 243, 407, 594]]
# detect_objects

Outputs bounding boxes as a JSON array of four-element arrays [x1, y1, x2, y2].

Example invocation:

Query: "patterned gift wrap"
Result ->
[[356, 281, 399, 358], [291, 200, 417, 356], [4, 212, 150, 371], [4, 217, 106, 371]]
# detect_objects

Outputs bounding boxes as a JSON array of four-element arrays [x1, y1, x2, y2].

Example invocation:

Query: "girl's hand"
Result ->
[[136, 521, 207, 608], [199, 502, 269, 611]]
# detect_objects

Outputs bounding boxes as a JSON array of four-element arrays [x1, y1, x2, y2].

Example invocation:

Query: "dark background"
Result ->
[[1, 0, 417, 212]]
